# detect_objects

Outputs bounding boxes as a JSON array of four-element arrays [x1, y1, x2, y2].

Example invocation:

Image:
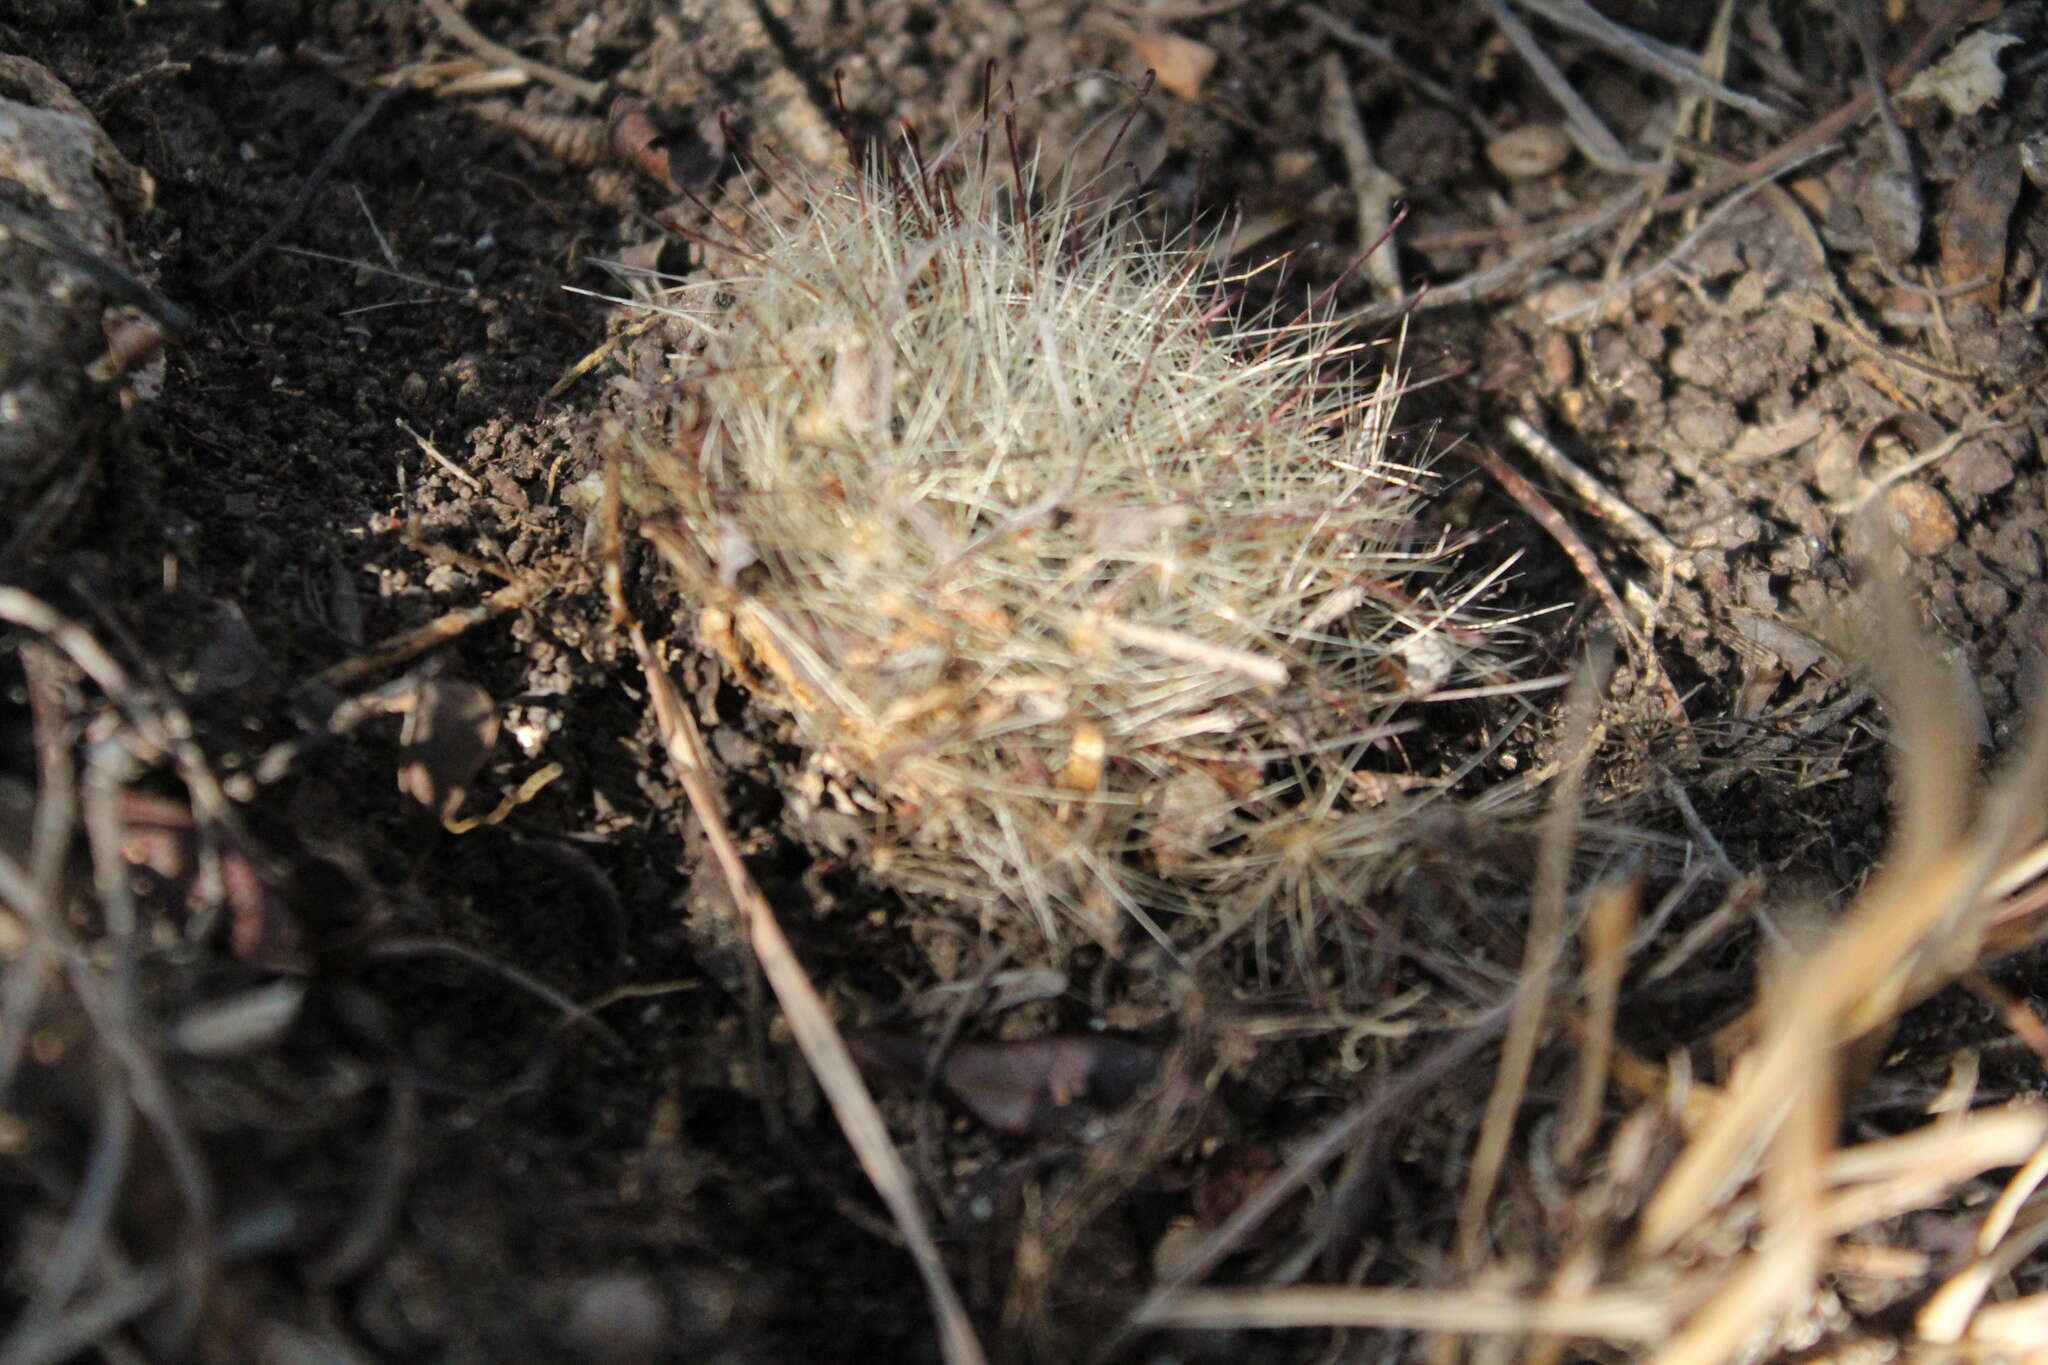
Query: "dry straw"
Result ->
[[1122, 581, 2048, 1362], [615, 119, 1500, 963]]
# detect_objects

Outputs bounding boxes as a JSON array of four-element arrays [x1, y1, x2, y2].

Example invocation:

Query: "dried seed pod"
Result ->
[[616, 127, 1500, 964]]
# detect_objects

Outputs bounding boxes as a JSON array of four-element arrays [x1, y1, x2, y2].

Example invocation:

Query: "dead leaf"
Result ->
[[396, 677, 499, 823], [1899, 29, 2020, 119], [1940, 145, 2022, 311], [847, 1031, 1162, 1136], [1192, 1142, 1286, 1228], [1127, 29, 1216, 101]]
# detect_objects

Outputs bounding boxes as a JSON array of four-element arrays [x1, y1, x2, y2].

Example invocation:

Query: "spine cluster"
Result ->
[[622, 131, 1493, 968]]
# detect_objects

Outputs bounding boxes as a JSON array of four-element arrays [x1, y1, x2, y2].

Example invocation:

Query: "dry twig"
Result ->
[[1461, 444, 1686, 726], [1375, 0, 1981, 319], [1108, 1000, 1514, 1361], [1508, 0, 1784, 122], [1502, 416, 1682, 573], [418, 0, 605, 104], [604, 462, 985, 1365], [1136, 1283, 1673, 1339], [1319, 54, 1404, 299], [314, 577, 547, 691], [1480, 0, 1642, 173]]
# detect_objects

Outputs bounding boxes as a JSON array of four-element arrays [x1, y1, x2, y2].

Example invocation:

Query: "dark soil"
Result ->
[[5, 1, 2046, 1361]]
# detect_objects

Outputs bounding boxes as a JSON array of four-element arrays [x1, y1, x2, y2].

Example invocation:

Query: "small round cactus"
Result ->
[[618, 126, 1496, 967]]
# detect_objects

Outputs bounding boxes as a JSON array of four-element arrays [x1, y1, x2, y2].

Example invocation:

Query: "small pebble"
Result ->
[[1537, 331, 1575, 388], [1886, 480, 1958, 557], [1486, 124, 1571, 179]]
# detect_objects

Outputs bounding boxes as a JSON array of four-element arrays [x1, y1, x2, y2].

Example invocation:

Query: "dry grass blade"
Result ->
[[1134, 1283, 1675, 1339], [1501, 417, 1680, 576], [621, 613, 985, 1365], [1637, 576, 2048, 1257], [1367, 0, 1979, 327], [315, 577, 546, 691], [418, 0, 604, 104], [1961, 1288, 2048, 1345], [1824, 1107, 2048, 1187], [1652, 947, 1833, 1365], [1, 1014, 134, 1365], [1919, 1201, 2048, 1343], [1972, 1126, 2048, 1254], [1555, 872, 1637, 1165], [1109, 1001, 1513, 1361], [1631, 898, 1825, 1240], [2, 646, 78, 1103], [1821, 1105, 2048, 1234], [1642, 874, 1760, 984], [1480, 0, 1638, 172], [1645, 1237, 1812, 1365], [1319, 52, 1404, 298], [365, 938, 626, 1051], [1458, 640, 1608, 1262], [0, 1266, 173, 1365]]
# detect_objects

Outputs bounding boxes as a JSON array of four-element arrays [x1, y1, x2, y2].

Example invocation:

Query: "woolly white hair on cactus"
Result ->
[[618, 119, 1495, 970]]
